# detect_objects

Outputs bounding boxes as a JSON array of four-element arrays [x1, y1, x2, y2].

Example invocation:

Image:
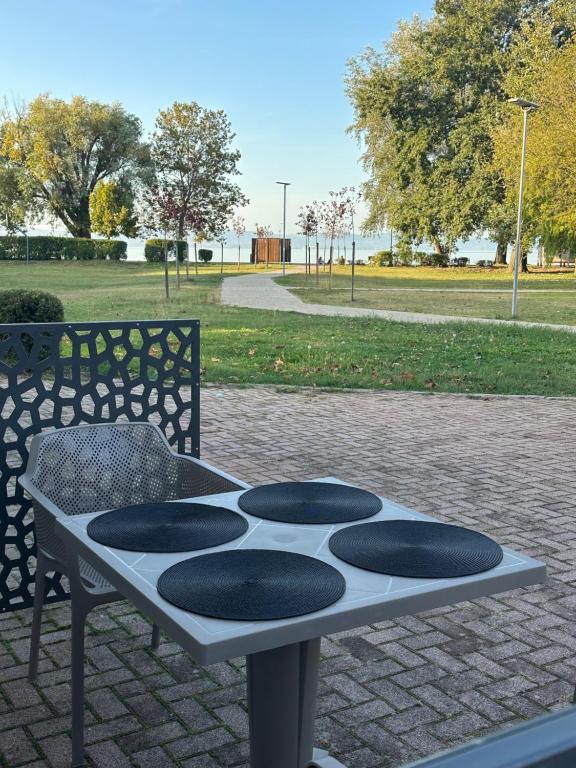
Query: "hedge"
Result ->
[[198, 248, 213, 263], [144, 239, 187, 263], [0, 236, 127, 261]]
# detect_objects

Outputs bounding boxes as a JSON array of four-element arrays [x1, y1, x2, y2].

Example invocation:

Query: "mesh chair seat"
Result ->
[[79, 559, 116, 594]]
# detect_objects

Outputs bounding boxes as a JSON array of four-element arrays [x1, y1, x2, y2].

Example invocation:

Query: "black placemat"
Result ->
[[329, 520, 503, 578], [87, 502, 248, 552], [238, 482, 382, 524], [156, 549, 346, 620]]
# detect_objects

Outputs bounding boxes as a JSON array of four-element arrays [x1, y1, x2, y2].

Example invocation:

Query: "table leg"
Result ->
[[247, 638, 320, 768]]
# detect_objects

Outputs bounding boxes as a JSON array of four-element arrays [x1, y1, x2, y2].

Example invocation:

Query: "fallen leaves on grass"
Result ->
[[248, 348, 257, 357], [211, 357, 221, 363], [273, 358, 284, 372]]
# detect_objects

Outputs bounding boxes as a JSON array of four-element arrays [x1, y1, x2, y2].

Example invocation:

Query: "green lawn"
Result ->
[[2, 261, 576, 397], [278, 266, 576, 324]]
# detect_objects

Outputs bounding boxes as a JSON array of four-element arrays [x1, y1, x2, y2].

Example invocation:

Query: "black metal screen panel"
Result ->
[[0, 320, 200, 613]]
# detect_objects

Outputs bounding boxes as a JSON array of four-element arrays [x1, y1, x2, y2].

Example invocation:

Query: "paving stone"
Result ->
[[126, 693, 171, 726], [85, 740, 132, 768], [0, 727, 39, 765], [117, 722, 187, 754], [132, 746, 178, 767]]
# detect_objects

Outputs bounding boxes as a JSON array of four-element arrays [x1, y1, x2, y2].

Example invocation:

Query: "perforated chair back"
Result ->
[[22, 421, 245, 564], [31, 422, 181, 516]]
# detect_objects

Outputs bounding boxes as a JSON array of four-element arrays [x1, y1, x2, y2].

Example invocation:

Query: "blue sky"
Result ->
[[1, 0, 434, 231]]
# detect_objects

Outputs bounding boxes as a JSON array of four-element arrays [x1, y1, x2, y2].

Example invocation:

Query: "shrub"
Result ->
[[450, 256, 469, 267], [0, 289, 64, 324], [0, 236, 127, 261], [369, 250, 393, 267], [414, 252, 450, 267], [395, 244, 413, 266], [198, 248, 213, 263], [0, 289, 64, 361], [145, 239, 187, 262], [93, 240, 127, 260]]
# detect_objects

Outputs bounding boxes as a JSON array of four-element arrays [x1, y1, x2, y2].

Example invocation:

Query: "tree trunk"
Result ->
[[495, 240, 507, 265], [509, 245, 529, 273], [74, 197, 92, 238], [174, 240, 180, 288], [432, 238, 446, 256]]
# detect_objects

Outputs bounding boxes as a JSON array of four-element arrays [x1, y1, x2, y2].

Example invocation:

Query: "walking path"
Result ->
[[221, 272, 576, 332]]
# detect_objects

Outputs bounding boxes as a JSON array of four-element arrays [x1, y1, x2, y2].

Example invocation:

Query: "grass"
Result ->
[[278, 266, 576, 324], [1, 260, 575, 397]]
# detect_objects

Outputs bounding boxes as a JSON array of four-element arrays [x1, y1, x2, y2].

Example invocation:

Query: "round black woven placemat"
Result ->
[[238, 482, 382, 524], [329, 520, 503, 578], [157, 549, 346, 620], [87, 503, 248, 552]]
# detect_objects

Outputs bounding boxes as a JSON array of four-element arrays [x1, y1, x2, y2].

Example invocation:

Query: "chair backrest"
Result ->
[[28, 422, 180, 516]]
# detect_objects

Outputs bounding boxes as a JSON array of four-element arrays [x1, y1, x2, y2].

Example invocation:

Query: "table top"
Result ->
[[56, 478, 546, 665]]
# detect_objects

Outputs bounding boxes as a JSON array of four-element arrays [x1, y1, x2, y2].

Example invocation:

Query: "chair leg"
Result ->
[[28, 552, 47, 683], [71, 601, 88, 768], [151, 623, 161, 651]]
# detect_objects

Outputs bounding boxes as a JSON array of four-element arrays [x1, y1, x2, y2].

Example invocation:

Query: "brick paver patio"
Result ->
[[1, 386, 575, 768]]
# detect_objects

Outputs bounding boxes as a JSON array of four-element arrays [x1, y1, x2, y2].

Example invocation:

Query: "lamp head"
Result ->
[[508, 97, 539, 110]]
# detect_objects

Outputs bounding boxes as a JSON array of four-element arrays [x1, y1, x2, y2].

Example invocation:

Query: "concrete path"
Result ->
[[221, 272, 576, 332]]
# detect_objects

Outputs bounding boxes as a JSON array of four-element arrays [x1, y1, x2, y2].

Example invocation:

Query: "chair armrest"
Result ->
[[172, 454, 251, 499]]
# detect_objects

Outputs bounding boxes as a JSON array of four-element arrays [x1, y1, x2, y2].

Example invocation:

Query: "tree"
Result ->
[[1, 95, 144, 238], [0, 160, 34, 233], [146, 101, 248, 241], [346, 1, 540, 261], [90, 178, 138, 238], [320, 188, 353, 286], [296, 205, 318, 275], [491, 0, 576, 269], [231, 214, 246, 269]]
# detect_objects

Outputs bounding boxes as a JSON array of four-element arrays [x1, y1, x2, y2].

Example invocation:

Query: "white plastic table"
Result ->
[[56, 478, 546, 768]]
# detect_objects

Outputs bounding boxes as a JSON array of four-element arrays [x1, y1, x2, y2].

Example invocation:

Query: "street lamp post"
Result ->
[[508, 97, 538, 319], [276, 182, 290, 276]]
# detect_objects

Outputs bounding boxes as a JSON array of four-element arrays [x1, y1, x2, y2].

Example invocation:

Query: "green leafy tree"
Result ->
[[145, 101, 248, 241], [0, 160, 34, 233], [346, 0, 539, 261], [1, 94, 144, 238], [492, 0, 576, 268], [90, 178, 138, 238]]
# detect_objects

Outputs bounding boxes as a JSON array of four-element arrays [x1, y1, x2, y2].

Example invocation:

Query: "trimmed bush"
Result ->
[[0, 236, 127, 261], [0, 289, 64, 361], [0, 289, 64, 324], [198, 248, 213, 263], [144, 239, 187, 262], [450, 256, 469, 267], [414, 252, 449, 267], [395, 244, 414, 266], [369, 250, 393, 267]]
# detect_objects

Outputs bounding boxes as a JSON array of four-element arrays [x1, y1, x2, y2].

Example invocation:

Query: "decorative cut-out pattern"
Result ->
[[0, 320, 200, 613]]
